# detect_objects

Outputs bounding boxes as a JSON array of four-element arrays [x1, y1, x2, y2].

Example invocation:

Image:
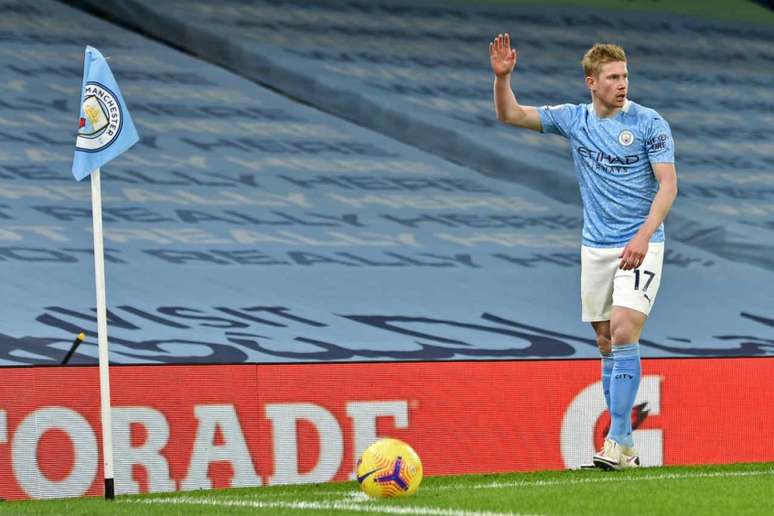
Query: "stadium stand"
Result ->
[[1, 0, 772, 366], [70, 0, 774, 271]]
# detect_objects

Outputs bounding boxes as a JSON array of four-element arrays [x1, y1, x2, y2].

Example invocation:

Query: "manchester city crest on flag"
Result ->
[[76, 82, 124, 152], [71, 46, 138, 181]]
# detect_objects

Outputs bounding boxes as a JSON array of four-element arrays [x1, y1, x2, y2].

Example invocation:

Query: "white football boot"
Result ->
[[622, 445, 641, 467], [592, 438, 640, 470]]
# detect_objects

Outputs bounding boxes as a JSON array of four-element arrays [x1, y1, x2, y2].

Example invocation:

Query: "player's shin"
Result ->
[[601, 352, 614, 411], [607, 343, 641, 448]]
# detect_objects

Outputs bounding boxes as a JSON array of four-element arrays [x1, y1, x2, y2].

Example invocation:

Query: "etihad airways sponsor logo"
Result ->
[[576, 146, 640, 166]]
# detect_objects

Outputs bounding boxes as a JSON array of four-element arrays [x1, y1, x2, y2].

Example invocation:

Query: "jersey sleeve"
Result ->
[[645, 115, 675, 164], [538, 103, 577, 138]]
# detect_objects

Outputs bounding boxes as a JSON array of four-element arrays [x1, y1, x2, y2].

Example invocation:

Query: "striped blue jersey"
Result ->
[[538, 100, 674, 247]]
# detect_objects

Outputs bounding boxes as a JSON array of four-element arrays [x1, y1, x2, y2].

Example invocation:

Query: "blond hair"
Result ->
[[582, 43, 626, 77]]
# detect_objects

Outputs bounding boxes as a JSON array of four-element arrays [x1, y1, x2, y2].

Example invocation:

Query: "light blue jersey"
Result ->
[[539, 100, 674, 247]]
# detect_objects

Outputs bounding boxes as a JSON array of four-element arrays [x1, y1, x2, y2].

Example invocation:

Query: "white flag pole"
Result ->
[[90, 167, 115, 500]]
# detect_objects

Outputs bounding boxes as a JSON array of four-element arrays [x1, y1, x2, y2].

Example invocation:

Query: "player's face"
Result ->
[[589, 61, 628, 109]]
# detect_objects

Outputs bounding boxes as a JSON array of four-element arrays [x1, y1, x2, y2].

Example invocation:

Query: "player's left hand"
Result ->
[[619, 233, 649, 270]]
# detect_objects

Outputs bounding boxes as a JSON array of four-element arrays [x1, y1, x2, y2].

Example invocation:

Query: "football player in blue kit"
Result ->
[[489, 35, 678, 469]]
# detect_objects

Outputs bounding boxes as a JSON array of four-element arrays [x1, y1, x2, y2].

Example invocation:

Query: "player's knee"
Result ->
[[596, 335, 612, 355], [612, 324, 639, 345], [591, 321, 611, 354]]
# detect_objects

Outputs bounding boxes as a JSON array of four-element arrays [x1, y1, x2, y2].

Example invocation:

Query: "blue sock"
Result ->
[[601, 352, 614, 410], [608, 343, 641, 448]]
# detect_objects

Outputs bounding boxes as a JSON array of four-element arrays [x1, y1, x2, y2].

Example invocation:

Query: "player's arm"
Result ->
[[619, 163, 678, 270], [489, 33, 541, 132]]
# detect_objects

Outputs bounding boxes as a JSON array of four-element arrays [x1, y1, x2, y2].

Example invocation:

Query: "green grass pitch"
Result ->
[[2, 462, 772, 515]]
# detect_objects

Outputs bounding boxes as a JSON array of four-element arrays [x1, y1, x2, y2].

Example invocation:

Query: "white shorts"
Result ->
[[581, 243, 664, 322]]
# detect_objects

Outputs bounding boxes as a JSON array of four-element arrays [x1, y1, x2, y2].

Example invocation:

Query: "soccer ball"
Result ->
[[356, 438, 423, 498]]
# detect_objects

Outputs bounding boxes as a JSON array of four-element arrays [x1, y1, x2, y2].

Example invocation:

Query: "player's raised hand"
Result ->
[[489, 33, 517, 77]]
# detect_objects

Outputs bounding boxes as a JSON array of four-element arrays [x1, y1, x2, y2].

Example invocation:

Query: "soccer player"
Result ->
[[489, 35, 678, 470]]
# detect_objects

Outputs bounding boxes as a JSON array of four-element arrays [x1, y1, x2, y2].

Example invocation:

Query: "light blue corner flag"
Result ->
[[72, 46, 139, 181]]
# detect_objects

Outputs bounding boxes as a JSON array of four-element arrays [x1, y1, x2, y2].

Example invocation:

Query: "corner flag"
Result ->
[[70, 46, 139, 501], [72, 46, 138, 181]]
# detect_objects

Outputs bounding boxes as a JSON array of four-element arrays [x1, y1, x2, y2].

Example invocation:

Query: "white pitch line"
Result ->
[[123, 469, 773, 515], [435, 468, 774, 491], [129, 496, 541, 516]]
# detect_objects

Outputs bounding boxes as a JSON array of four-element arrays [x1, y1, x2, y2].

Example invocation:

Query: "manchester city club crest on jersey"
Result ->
[[618, 129, 634, 146], [76, 81, 124, 153]]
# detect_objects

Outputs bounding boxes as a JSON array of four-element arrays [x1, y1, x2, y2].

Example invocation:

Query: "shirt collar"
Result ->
[[587, 99, 631, 118]]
